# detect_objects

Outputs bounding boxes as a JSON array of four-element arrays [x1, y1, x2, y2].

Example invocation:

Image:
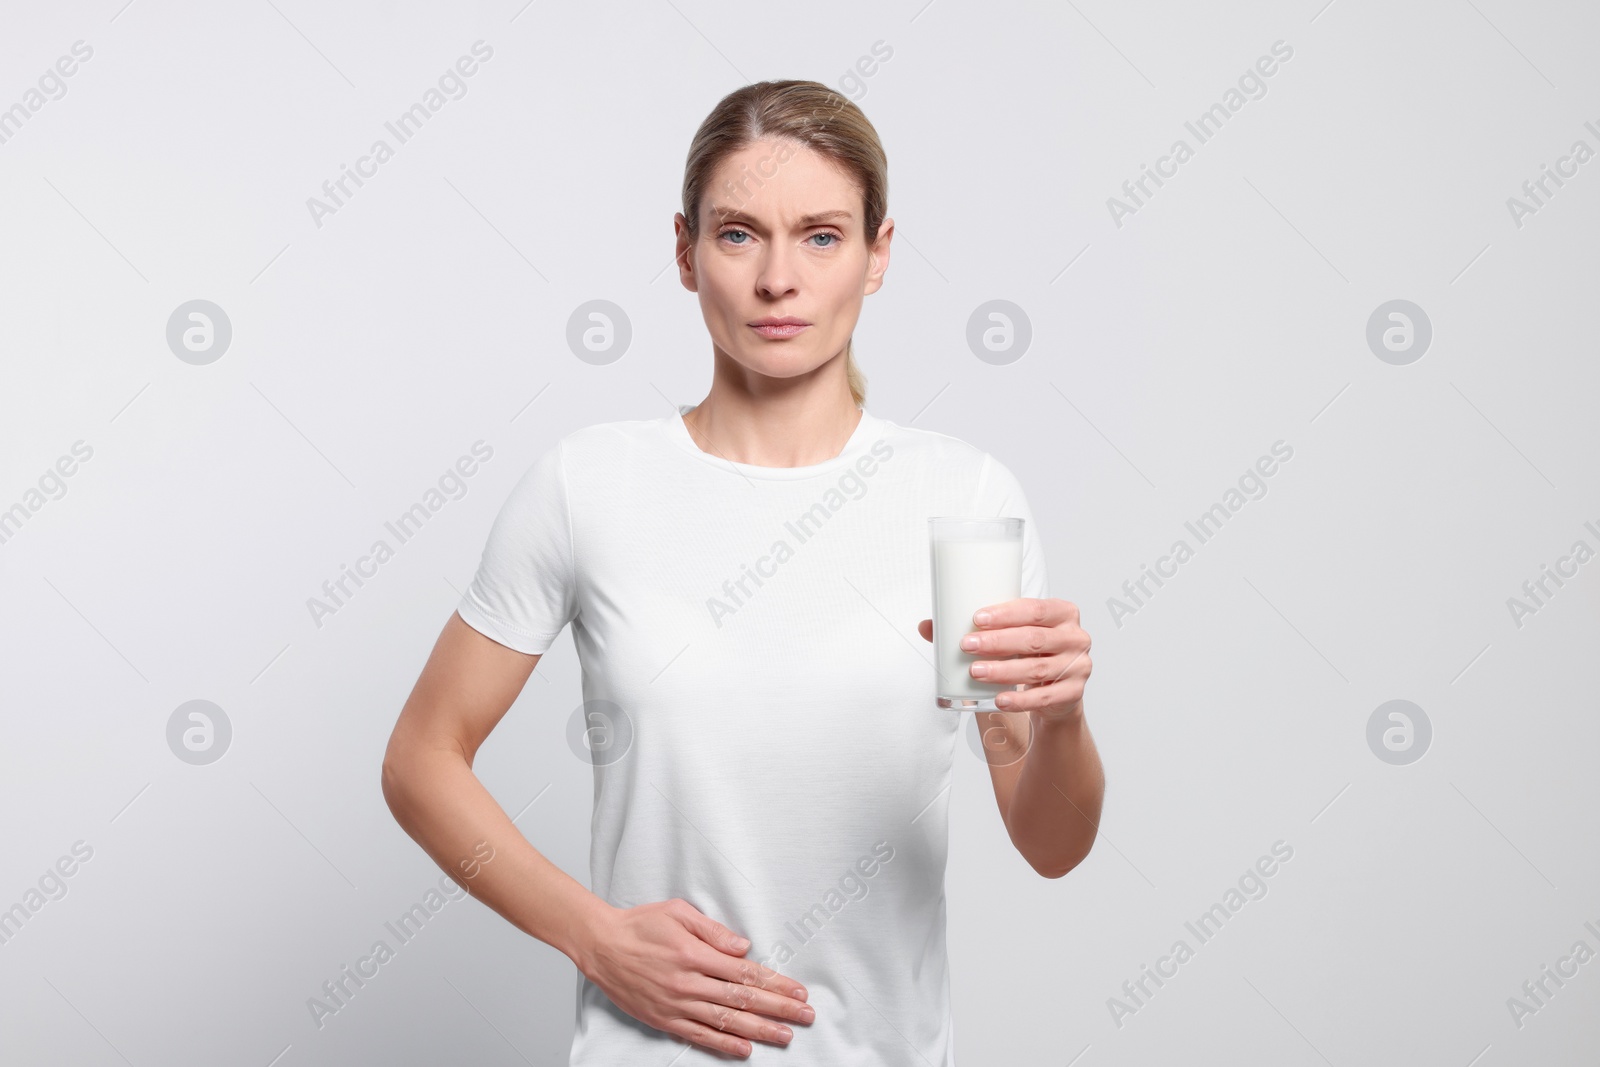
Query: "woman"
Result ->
[[382, 79, 1104, 1064]]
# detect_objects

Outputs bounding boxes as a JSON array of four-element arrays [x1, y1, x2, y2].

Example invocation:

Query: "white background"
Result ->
[[1, 0, 1597, 1064]]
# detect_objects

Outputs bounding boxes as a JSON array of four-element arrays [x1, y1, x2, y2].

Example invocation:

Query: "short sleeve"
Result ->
[[455, 441, 578, 655], [972, 452, 1050, 601]]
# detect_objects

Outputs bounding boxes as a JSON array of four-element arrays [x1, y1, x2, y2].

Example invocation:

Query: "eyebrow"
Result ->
[[706, 205, 853, 227]]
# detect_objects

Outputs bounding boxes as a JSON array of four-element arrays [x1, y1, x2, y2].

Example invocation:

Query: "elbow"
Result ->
[[1037, 773, 1106, 879], [1031, 860, 1077, 881], [380, 740, 415, 821], [382, 734, 466, 825], [1031, 836, 1096, 880]]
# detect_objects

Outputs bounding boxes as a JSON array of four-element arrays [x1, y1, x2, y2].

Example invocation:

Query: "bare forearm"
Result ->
[[381, 745, 610, 965], [1004, 707, 1104, 878]]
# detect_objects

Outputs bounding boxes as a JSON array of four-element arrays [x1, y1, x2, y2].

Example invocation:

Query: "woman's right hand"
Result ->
[[573, 897, 816, 1058]]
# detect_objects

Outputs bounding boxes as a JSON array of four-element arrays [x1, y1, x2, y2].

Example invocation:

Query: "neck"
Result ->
[[681, 382, 862, 469]]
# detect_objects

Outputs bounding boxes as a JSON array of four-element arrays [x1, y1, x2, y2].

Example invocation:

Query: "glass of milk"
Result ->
[[929, 517, 1024, 710]]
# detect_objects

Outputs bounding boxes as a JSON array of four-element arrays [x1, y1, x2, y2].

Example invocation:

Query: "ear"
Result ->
[[674, 212, 699, 293], [862, 219, 892, 295]]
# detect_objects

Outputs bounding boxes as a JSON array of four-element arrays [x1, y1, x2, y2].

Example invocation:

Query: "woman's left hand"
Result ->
[[918, 597, 1091, 722]]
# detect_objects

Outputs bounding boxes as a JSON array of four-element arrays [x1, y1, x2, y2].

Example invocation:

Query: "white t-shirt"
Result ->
[[456, 405, 1048, 1066]]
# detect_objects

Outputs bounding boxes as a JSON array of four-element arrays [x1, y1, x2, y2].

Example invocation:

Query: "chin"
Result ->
[[723, 339, 807, 365], [748, 353, 830, 379]]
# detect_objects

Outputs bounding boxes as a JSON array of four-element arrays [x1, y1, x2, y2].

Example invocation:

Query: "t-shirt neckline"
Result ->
[[666, 405, 882, 480]]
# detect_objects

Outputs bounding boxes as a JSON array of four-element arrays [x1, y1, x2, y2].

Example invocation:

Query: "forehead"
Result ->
[[702, 138, 860, 227]]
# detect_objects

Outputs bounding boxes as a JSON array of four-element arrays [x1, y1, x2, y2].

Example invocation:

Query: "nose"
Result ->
[[755, 244, 798, 299]]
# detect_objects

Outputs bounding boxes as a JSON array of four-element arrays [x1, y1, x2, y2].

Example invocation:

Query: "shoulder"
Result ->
[[558, 415, 664, 448], [872, 417, 1036, 511], [867, 414, 993, 474], [526, 415, 675, 468]]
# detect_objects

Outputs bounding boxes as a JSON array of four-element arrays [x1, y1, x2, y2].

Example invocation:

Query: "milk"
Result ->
[[929, 522, 1023, 709]]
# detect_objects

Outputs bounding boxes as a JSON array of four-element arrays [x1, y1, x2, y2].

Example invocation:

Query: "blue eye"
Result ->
[[717, 228, 842, 247]]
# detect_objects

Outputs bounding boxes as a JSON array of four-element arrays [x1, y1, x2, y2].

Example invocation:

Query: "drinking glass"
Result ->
[[929, 517, 1024, 710]]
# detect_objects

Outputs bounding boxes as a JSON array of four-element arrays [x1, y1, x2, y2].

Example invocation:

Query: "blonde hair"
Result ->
[[681, 80, 887, 409]]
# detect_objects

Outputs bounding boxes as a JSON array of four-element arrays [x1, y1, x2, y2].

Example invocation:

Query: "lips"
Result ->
[[749, 316, 811, 338]]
